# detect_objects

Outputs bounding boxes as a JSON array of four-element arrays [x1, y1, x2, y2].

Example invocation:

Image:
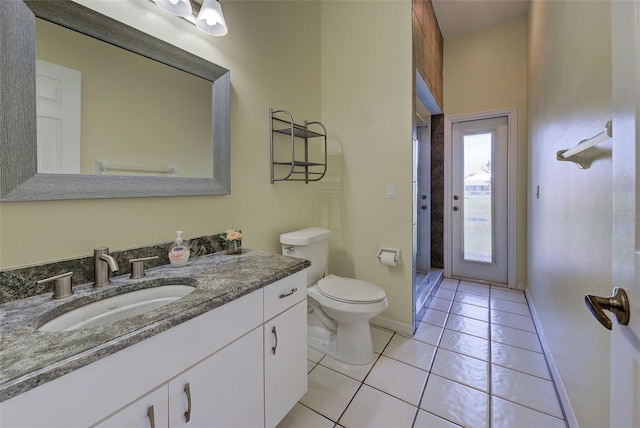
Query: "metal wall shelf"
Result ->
[[270, 108, 327, 183]]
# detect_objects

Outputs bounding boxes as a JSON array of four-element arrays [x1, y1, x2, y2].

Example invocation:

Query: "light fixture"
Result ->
[[195, 0, 228, 36], [154, 0, 192, 17], [152, 0, 228, 36]]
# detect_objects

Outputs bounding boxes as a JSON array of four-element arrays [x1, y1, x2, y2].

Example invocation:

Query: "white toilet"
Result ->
[[280, 227, 388, 365]]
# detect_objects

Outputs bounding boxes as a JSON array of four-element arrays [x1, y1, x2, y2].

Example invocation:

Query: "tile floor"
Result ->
[[278, 279, 567, 428]]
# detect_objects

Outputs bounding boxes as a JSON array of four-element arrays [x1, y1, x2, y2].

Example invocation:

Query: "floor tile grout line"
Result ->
[[489, 286, 565, 423], [416, 283, 482, 427], [488, 288, 494, 427], [521, 292, 572, 426], [333, 339, 391, 427], [412, 282, 455, 426], [360, 377, 427, 410], [429, 288, 493, 426], [490, 285, 568, 423], [296, 401, 338, 425], [444, 283, 565, 424]]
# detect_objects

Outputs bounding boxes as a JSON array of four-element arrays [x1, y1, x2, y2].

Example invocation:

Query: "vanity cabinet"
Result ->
[[0, 270, 307, 428]]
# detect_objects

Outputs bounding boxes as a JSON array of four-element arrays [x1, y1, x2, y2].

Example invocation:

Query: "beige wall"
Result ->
[[528, 1, 612, 426], [443, 16, 528, 287], [0, 0, 323, 268], [320, 1, 415, 330]]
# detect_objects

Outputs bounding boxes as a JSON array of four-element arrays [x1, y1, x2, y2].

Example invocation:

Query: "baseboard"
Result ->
[[371, 316, 413, 336], [525, 288, 579, 428]]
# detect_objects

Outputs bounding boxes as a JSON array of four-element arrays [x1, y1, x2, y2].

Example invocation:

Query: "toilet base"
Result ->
[[306, 285, 387, 366], [308, 325, 336, 354], [307, 319, 375, 366], [335, 320, 375, 365]]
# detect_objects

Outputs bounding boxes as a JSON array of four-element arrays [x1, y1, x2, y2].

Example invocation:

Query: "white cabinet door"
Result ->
[[93, 385, 168, 428], [264, 300, 308, 428], [168, 327, 264, 428]]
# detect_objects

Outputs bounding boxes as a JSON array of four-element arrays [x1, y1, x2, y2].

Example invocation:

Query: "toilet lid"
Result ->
[[317, 275, 386, 304]]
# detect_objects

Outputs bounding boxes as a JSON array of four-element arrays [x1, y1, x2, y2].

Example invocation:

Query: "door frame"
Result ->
[[609, 0, 639, 425], [416, 120, 431, 273], [444, 107, 518, 288]]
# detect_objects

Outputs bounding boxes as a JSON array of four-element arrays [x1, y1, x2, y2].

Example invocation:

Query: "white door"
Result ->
[[451, 116, 508, 284], [609, 0, 640, 426], [36, 60, 81, 174]]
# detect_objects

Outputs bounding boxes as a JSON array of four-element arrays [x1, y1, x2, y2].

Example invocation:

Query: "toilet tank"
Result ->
[[280, 227, 331, 286]]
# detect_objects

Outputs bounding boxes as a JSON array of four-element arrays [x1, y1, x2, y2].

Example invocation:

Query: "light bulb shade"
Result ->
[[154, 0, 192, 17], [195, 0, 228, 36]]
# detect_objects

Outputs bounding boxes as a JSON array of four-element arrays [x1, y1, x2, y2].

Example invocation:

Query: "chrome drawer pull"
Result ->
[[279, 288, 298, 299], [271, 326, 278, 355], [184, 383, 192, 423], [147, 405, 155, 428]]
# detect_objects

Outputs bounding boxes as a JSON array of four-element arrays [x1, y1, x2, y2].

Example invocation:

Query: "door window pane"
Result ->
[[462, 132, 493, 263]]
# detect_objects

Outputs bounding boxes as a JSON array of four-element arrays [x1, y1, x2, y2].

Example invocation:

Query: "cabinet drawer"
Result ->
[[93, 385, 168, 428], [264, 269, 306, 320]]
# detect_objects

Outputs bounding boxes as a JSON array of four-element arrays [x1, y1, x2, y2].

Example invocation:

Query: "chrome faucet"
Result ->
[[94, 248, 119, 287]]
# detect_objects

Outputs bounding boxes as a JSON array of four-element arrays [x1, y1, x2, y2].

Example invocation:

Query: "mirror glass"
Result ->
[[0, 0, 230, 201], [36, 19, 214, 178]]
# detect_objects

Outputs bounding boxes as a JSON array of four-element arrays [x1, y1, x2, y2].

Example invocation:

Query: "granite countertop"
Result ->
[[0, 250, 310, 402]]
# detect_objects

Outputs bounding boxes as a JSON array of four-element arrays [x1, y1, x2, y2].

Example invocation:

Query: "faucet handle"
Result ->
[[36, 272, 73, 299], [129, 256, 160, 279]]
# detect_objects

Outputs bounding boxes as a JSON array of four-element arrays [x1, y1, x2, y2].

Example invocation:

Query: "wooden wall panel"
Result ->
[[412, 0, 443, 109]]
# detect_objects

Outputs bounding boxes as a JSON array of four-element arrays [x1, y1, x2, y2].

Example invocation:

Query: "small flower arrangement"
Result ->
[[223, 229, 243, 242], [220, 229, 242, 254]]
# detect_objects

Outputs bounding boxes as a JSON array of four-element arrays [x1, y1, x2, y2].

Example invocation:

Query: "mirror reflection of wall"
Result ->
[[35, 18, 214, 178]]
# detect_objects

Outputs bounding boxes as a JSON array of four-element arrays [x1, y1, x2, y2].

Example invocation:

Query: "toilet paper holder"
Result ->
[[377, 247, 400, 266]]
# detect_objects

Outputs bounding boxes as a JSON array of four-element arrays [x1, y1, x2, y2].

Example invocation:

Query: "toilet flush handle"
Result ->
[[283, 245, 295, 253]]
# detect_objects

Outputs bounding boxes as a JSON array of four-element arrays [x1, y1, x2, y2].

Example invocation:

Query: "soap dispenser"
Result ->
[[169, 230, 190, 267]]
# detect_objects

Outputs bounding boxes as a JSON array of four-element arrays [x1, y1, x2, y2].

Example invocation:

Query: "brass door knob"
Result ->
[[585, 287, 630, 330]]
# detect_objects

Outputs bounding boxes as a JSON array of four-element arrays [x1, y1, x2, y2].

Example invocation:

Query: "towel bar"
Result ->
[[556, 120, 612, 169], [95, 158, 177, 176]]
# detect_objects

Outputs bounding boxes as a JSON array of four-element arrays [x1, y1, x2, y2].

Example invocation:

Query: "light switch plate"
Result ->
[[387, 184, 395, 199]]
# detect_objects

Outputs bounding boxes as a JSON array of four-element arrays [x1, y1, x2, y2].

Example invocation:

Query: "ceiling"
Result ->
[[415, 0, 529, 117], [431, 0, 530, 39]]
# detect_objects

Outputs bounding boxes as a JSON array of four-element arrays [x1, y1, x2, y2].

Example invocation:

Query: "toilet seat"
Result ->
[[317, 274, 386, 304]]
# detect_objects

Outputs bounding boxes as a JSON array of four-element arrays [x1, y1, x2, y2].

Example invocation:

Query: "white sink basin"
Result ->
[[38, 285, 195, 332]]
